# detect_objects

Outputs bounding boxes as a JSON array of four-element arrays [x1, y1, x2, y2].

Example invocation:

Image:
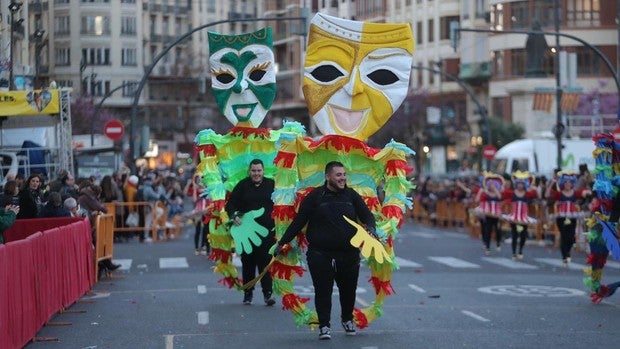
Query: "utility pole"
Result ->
[[554, 0, 563, 171]]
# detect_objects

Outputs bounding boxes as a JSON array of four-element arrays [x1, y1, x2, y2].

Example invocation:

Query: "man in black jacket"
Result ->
[[226, 159, 276, 306], [274, 161, 376, 340]]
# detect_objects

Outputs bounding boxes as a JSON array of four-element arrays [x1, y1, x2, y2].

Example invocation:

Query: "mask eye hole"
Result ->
[[367, 69, 399, 86], [216, 73, 235, 84], [249, 70, 266, 81], [309, 64, 345, 83]]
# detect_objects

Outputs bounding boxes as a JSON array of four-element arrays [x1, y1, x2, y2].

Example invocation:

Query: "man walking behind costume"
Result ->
[[226, 159, 276, 306], [273, 161, 376, 340]]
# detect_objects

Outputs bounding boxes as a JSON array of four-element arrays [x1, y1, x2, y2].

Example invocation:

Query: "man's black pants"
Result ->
[[241, 242, 272, 296], [307, 249, 360, 328]]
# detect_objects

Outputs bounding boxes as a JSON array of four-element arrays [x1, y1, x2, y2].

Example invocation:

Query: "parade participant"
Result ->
[[194, 27, 304, 292], [269, 13, 414, 331], [502, 171, 539, 260], [545, 171, 591, 265], [473, 173, 505, 255], [273, 161, 376, 339], [226, 159, 276, 306]]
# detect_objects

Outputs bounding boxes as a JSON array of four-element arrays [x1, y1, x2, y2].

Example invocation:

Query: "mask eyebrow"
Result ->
[[367, 52, 408, 60]]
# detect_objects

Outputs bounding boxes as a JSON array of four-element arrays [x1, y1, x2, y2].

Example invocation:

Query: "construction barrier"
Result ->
[[411, 199, 588, 246], [94, 214, 115, 282], [0, 218, 94, 349], [102, 201, 184, 241]]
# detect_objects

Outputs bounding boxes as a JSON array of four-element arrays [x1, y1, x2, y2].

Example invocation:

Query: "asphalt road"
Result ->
[[25, 220, 619, 349]]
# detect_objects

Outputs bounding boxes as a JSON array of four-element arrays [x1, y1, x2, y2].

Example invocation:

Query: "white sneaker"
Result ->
[[342, 320, 357, 336], [318, 326, 331, 340]]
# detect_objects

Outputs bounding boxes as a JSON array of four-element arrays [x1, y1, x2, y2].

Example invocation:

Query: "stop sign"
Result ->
[[482, 145, 497, 160], [104, 119, 124, 140]]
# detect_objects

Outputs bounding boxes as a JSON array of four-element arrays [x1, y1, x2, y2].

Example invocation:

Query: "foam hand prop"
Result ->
[[343, 216, 391, 264], [230, 208, 269, 254]]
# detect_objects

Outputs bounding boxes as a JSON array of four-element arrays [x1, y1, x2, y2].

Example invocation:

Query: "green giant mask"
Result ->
[[208, 27, 276, 128]]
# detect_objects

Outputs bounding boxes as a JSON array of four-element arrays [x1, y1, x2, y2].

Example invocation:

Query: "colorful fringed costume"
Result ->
[[269, 13, 415, 329], [584, 133, 620, 303], [194, 28, 303, 290]]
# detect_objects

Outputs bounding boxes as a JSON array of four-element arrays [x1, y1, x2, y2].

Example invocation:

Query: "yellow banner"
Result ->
[[0, 89, 60, 116]]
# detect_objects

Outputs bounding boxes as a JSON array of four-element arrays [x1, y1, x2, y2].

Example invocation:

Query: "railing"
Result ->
[[102, 201, 184, 242], [409, 199, 590, 252]]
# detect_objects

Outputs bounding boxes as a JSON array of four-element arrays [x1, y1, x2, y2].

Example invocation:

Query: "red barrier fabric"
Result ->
[[3, 217, 84, 243], [0, 245, 8, 349], [0, 218, 93, 349]]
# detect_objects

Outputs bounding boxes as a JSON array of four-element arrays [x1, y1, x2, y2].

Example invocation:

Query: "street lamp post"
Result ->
[[33, 29, 45, 89], [8, 2, 23, 91]]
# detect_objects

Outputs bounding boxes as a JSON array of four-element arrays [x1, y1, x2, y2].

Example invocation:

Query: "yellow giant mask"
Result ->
[[303, 13, 414, 140]]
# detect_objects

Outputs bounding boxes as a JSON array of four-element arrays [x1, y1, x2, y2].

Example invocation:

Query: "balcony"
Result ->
[[458, 61, 492, 84]]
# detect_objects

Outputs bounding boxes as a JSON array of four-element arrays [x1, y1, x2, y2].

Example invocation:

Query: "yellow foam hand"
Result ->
[[343, 216, 391, 264]]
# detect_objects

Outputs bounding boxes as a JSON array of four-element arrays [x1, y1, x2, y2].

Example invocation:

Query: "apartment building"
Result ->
[[3, 0, 616, 172]]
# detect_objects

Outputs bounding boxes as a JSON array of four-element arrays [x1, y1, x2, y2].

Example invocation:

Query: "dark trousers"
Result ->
[[511, 224, 527, 255], [241, 242, 272, 296], [194, 219, 209, 250], [307, 249, 360, 328], [480, 216, 501, 249], [556, 218, 576, 259]]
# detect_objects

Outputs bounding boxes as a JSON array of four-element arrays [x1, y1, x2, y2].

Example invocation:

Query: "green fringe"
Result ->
[[582, 277, 600, 292], [273, 279, 294, 295]]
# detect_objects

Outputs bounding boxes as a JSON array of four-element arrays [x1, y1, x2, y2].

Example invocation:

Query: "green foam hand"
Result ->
[[230, 208, 269, 254]]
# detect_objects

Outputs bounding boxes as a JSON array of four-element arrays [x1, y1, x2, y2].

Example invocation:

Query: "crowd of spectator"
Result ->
[[412, 164, 595, 240]]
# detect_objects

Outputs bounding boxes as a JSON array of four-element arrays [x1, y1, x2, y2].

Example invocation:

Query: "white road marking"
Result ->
[[428, 256, 480, 268], [408, 284, 426, 293], [534, 258, 585, 271], [394, 256, 423, 268], [197, 311, 209, 325], [114, 259, 132, 271], [481, 257, 538, 269], [605, 261, 620, 269], [197, 285, 207, 294], [165, 334, 174, 349], [159, 257, 189, 268], [461, 310, 490, 322], [413, 232, 439, 238]]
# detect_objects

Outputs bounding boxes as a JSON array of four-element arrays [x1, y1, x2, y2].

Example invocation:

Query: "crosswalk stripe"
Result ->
[[606, 261, 620, 269], [413, 232, 439, 239], [408, 284, 426, 293], [159, 257, 189, 268], [482, 257, 538, 269], [197, 285, 207, 294], [197, 311, 209, 325], [428, 256, 480, 268], [115, 259, 133, 271], [394, 256, 423, 268], [534, 258, 585, 271]]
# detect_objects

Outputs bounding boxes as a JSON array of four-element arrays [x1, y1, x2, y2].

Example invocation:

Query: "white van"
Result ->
[[489, 138, 596, 178]]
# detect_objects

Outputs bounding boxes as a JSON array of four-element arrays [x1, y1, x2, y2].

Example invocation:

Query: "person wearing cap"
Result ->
[[545, 171, 592, 265], [64, 197, 88, 218]]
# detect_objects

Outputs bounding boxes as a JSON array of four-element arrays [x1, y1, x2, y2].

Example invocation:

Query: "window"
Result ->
[[122, 80, 138, 97], [81, 0, 110, 2], [54, 0, 70, 4], [121, 16, 136, 35], [567, 0, 600, 27], [475, 0, 486, 19], [56, 80, 73, 88], [88, 80, 110, 97], [55, 47, 71, 66], [121, 0, 136, 3], [492, 50, 504, 78], [510, 49, 526, 76], [427, 19, 434, 43], [416, 21, 422, 45], [440, 16, 459, 40], [81, 16, 110, 35], [82, 47, 111, 65], [575, 46, 600, 75], [162, 16, 170, 35], [491, 3, 503, 30], [510, 1, 528, 29], [54, 16, 70, 35], [122, 48, 137, 66]]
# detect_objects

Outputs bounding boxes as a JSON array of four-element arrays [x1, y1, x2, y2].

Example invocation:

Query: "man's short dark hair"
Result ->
[[249, 158, 264, 168], [325, 161, 344, 175]]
